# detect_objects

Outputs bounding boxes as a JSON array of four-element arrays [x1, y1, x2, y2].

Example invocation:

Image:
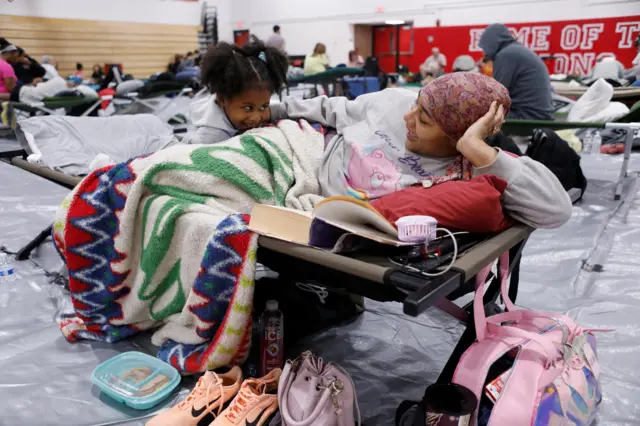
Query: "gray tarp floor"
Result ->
[[1, 137, 639, 425]]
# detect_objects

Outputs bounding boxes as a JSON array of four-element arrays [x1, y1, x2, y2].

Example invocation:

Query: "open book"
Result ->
[[248, 196, 413, 249]]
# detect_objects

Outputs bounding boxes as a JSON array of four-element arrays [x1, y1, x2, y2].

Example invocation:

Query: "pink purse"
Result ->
[[278, 351, 361, 426], [452, 252, 606, 426]]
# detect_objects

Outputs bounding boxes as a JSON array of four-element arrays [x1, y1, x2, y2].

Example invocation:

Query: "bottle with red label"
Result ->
[[259, 300, 284, 376]]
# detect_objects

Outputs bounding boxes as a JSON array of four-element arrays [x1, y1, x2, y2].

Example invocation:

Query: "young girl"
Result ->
[[185, 40, 288, 145]]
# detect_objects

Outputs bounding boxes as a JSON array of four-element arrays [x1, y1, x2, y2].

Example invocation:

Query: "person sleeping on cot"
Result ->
[[183, 40, 289, 145], [270, 72, 572, 229]]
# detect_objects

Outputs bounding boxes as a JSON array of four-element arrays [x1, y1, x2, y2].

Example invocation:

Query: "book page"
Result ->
[[312, 197, 411, 246]]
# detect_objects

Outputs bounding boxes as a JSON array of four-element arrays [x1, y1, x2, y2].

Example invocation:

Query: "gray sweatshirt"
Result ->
[[479, 24, 554, 120], [271, 89, 572, 229], [183, 94, 237, 144]]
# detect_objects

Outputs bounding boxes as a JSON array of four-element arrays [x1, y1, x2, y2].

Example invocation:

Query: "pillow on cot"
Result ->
[[369, 175, 513, 234]]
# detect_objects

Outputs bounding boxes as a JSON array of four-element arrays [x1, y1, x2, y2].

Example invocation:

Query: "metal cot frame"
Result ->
[[0, 151, 582, 386]]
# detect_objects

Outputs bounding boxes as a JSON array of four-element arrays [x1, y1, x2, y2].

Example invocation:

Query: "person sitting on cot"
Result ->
[[0, 75, 98, 104], [479, 24, 553, 120], [183, 39, 289, 145], [0, 75, 99, 127], [270, 72, 572, 229]]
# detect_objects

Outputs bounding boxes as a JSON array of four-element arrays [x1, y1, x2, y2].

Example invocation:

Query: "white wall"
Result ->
[[232, 0, 640, 63], [0, 0, 236, 42], [0, 0, 225, 27], [203, 0, 234, 42]]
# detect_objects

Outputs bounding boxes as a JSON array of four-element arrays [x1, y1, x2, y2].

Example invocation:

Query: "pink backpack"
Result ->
[[452, 253, 605, 426]]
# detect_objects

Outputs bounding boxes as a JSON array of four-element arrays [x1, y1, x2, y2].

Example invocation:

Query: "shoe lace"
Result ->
[[227, 383, 265, 421], [178, 372, 225, 417]]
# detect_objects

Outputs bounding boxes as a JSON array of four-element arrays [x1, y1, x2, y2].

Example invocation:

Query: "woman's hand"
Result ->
[[459, 101, 505, 145], [455, 101, 505, 168]]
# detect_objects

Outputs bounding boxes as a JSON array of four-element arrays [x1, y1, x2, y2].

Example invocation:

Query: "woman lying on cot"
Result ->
[[271, 73, 572, 229], [0, 75, 98, 104], [184, 40, 289, 145]]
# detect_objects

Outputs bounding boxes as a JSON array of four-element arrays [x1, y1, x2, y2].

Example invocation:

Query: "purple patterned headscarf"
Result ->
[[419, 73, 511, 141]]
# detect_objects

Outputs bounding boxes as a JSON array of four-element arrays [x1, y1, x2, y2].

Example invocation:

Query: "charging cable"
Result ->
[[391, 227, 458, 277]]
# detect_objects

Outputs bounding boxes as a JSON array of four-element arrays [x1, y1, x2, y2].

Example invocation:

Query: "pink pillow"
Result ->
[[370, 175, 513, 233]]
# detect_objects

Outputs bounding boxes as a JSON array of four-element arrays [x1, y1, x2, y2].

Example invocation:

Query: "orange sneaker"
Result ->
[[146, 366, 243, 426], [209, 368, 281, 426]]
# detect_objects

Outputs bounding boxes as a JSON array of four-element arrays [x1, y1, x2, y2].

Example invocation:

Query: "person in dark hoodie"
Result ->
[[479, 23, 553, 120]]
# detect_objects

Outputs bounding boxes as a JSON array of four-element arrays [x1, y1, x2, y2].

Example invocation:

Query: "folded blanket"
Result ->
[[53, 119, 324, 373]]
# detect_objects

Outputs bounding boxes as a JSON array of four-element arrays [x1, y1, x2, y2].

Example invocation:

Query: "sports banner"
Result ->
[[403, 16, 640, 76]]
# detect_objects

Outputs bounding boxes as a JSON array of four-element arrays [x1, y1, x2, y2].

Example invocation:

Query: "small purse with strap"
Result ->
[[278, 351, 361, 426]]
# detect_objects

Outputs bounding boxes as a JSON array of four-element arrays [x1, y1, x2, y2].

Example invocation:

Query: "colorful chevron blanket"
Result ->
[[53, 120, 324, 373]]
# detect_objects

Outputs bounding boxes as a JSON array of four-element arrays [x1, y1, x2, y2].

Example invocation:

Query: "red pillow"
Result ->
[[370, 175, 513, 233]]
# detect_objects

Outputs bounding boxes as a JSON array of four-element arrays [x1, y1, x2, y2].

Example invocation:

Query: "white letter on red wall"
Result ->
[[616, 22, 640, 48], [560, 25, 581, 50], [571, 52, 596, 75], [530, 26, 551, 51], [580, 24, 604, 49], [469, 29, 484, 52], [509, 27, 531, 47], [554, 53, 569, 74]]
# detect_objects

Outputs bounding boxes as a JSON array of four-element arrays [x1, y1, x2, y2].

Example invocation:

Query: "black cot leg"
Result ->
[[508, 247, 522, 303], [16, 225, 53, 261], [507, 239, 527, 304], [436, 324, 477, 384]]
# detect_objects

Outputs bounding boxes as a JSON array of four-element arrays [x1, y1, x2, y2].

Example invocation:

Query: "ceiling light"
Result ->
[[385, 20, 406, 25]]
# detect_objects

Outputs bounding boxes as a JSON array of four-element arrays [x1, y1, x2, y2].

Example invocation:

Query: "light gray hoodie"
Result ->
[[183, 93, 237, 144], [271, 89, 572, 229]]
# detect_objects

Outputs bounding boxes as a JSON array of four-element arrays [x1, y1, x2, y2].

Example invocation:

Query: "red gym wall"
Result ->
[[373, 16, 640, 76]]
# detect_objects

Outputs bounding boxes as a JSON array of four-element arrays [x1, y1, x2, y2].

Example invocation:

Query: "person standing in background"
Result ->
[[267, 25, 286, 54], [419, 47, 447, 78], [41, 55, 60, 80], [304, 43, 329, 76], [479, 23, 553, 120]]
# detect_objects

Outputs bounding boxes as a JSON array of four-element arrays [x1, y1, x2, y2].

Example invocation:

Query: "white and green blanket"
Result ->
[[53, 120, 324, 373]]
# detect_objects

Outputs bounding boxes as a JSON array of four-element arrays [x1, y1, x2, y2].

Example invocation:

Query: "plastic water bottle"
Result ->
[[259, 300, 284, 376], [0, 253, 16, 282], [591, 131, 602, 155], [582, 131, 593, 155]]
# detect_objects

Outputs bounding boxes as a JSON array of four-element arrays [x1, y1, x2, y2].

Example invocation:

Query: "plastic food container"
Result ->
[[91, 351, 181, 410]]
